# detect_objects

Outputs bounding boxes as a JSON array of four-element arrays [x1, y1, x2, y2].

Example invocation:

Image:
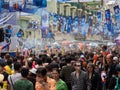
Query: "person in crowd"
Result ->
[[35, 67, 56, 90], [14, 67, 34, 90], [8, 62, 22, 90], [35, 58, 43, 68], [71, 61, 89, 90], [46, 30, 55, 42], [5, 25, 13, 39], [52, 68, 68, 90], [28, 68, 37, 90], [113, 56, 119, 64], [86, 63, 102, 90], [105, 54, 117, 89], [0, 62, 8, 89], [45, 65, 52, 78], [4, 53, 11, 62], [50, 56, 59, 69], [109, 64, 120, 90], [96, 54, 105, 73], [17, 29, 24, 38], [4, 58, 13, 75], [60, 55, 75, 90]]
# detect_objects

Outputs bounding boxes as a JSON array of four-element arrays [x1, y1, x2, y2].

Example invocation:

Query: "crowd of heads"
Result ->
[[0, 44, 119, 90]]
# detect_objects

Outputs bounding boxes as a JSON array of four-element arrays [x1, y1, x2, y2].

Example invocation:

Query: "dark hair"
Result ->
[[46, 57, 51, 64], [52, 68, 60, 74], [14, 62, 21, 71], [13, 57, 18, 63], [8, 25, 12, 29], [21, 67, 29, 78], [7, 59, 13, 65], [5, 54, 10, 60], [27, 61, 32, 68], [36, 67, 47, 76], [115, 64, 120, 72], [65, 55, 71, 63], [37, 59, 43, 65], [0, 62, 4, 67], [87, 63, 94, 69], [45, 65, 52, 72]]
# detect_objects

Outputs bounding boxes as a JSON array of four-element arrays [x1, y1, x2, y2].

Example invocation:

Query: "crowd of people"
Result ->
[[0, 44, 119, 90]]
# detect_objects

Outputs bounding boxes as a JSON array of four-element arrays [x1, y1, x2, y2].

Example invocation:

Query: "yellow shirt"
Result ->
[[35, 77, 56, 90], [4, 65, 14, 75]]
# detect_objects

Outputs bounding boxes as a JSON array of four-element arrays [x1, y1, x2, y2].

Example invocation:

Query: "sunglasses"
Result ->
[[75, 65, 81, 67]]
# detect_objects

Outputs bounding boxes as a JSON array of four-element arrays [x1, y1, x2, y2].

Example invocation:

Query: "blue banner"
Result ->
[[114, 5, 120, 20], [66, 16, 72, 33], [33, 0, 47, 8], [81, 15, 85, 26], [41, 9, 49, 27], [0, 0, 2, 12], [97, 12, 102, 24], [9, 0, 26, 12], [8, 0, 47, 13], [114, 5, 120, 28], [105, 9, 113, 33]]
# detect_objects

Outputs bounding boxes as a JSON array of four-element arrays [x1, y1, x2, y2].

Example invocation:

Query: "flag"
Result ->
[[97, 12, 102, 24], [41, 9, 49, 27], [105, 9, 113, 33], [114, 5, 120, 26], [81, 15, 85, 26], [66, 16, 72, 33], [0, 0, 2, 12]]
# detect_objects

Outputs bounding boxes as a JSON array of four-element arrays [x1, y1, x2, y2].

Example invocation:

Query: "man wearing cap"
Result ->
[[113, 56, 119, 64]]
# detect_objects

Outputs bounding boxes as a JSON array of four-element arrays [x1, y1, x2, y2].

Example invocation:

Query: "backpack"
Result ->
[[114, 77, 120, 90]]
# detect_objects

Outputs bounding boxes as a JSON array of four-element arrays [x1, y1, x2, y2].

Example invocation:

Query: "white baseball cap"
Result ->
[[113, 57, 118, 61]]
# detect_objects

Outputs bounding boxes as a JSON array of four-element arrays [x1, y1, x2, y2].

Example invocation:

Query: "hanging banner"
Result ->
[[41, 9, 49, 27], [33, 0, 47, 8], [114, 5, 120, 20], [81, 15, 86, 26], [66, 16, 72, 34], [53, 14, 58, 26], [88, 14, 93, 26], [9, 0, 26, 12], [9, 0, 47, 13], [0, 1, 2, 12], [97, 12, 102, 24], [0, 0, 2, 12], [105, 9, 113, 33]]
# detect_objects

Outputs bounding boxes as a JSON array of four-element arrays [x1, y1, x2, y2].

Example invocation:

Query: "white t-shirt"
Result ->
[[8, 73, 22, 90]]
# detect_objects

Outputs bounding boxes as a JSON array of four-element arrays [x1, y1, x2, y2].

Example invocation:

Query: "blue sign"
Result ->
[[0, 1, 2, 12]]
